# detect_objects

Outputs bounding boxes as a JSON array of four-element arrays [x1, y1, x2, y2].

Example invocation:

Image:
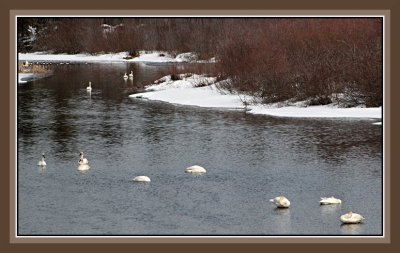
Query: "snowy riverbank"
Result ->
[[18, 51, 215, 63], [17, 51, 382, 120], [18, 73, 35, 84], [129, 74, 382, 120], [18, 72, 54, 84], [17, 51, 213, 84]]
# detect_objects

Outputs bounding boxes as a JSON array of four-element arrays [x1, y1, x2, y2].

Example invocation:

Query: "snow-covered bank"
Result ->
[[131, 74, 245, 109], [18, 51, 215, 63], [249, 104, 382, 118], [18, 73, 35, 84], [18, 72, 53, 84], [129, 74, 382, 119]]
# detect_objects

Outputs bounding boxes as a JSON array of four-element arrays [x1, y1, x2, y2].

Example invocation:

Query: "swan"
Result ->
[[78, 164, 90, 171], [38, 153, 46, 166], [123, 73, 128, 79], [86, 81, 92, 91], [129, 71, 133, 78], [79, 152, 89, 165], [320, 196, 342, 205], [133, 176, 151, 182], [185, 165, 206, 174], [270, 196, 290, 208], [340, 211, 365, 224]]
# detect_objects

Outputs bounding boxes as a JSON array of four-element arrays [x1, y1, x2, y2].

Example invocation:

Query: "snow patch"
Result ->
[[18, 73, 35, 84], [18, 51, 215, 63], [130, 74, 244, 109], [130, 74, 382, 119], [248, 104, 381, 118]]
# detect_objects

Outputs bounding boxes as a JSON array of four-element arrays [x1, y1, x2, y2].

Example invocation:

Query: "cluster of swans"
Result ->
[[132, 165, 206, 183], [37, 153, 206, 178], [78, 151, 90, 171], [123, 71, 134, 79], [38, 152, 362, 225], [84, 70, 133, 91], [38, 152, 91, 171], [269, 195, 365, 224]]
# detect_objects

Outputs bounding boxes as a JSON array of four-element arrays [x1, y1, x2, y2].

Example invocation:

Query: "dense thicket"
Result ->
[[18, 18, 382, 107], [217, 19, 382, 107]]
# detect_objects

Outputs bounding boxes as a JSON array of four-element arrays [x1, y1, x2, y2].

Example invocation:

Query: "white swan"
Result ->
[[270, 196, 290, 208], [79, 152, 89, 165], [86, 81, 92, 91], [123, 73, 128, 79], [78, 164, 90, 171], [133, 176, 151, 182], [320, 196, 342, 205], [128, 71, 133, 78], [185, 165, 206, 174], [340, 211, 365, 224], [38, 153, 46, 166]]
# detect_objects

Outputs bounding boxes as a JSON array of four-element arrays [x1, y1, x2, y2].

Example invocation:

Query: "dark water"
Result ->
[[17, 63, 383, 236]]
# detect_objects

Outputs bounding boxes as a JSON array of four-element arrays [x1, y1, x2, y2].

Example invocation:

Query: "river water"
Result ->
[[17, 62, 383, 236]]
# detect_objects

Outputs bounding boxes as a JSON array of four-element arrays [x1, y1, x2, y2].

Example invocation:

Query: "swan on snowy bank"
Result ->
[[185, 165, 206, 174], [270, 196, 290, 208], [86, 81, 92, 91], [320, 196, 342, 205], [133, 176, 151, 182], [340, 211, 365, 224], [38, 153, 46, 166]]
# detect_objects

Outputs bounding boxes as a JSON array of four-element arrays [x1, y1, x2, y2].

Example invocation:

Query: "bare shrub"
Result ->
[[22, 18, 382, 107]]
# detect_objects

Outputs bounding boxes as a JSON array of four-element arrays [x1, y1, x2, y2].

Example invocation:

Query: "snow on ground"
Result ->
[[130, 74, 382, 119], [131, 74, 244, 108], [18, 73, 35, 84], [249, 104, 382, 118], [18, 51, 214, 63], [19, 52, 128, 63], [17, 50, 382, 119]]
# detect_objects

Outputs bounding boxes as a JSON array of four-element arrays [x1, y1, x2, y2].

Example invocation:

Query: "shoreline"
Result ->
[[129, 74, 382, 120], [18, 71, 53, 84], [18, 52, 382, 120], [18, 51, 215, 63], [18, 73, 35, 84]]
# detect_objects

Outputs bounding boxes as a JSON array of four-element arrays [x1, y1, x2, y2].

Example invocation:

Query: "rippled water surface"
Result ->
[[17, 63, 383, 236]]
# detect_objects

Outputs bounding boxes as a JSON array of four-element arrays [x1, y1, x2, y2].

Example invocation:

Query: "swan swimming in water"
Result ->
[[185, 165, 206, 174], [38, 153, 46, 166], [79, 152, 89, 165], [123, 73, 128, 79], [128, 71, 133, 78], [86, 81, 92, 91], [340, 211, 365, 224], [320, 196, 342, 205], [133, 176, 151, 182], [270, 196, 290, 208], [78, 164, 90, 171]]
